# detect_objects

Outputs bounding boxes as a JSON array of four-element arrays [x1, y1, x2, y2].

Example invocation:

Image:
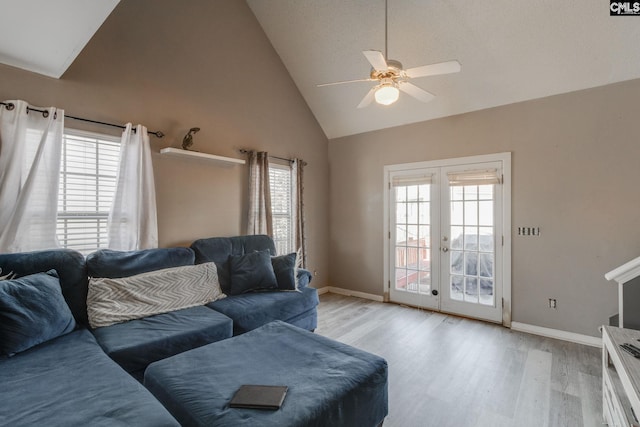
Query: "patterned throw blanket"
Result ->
[[87, 262, 225, 329]]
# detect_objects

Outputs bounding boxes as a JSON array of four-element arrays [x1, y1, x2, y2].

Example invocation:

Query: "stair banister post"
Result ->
[[605, 255, 640, 329]]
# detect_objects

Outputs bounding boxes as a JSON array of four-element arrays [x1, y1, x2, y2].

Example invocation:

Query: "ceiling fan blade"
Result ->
[[317, 78, 377, 87], [363, 50, 388, 71], [357, 87, 377, 109], [399, 82, 435, 103], [404, 60, 461, 79]]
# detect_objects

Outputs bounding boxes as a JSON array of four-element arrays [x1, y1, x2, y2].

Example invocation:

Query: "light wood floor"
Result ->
[[315, 293, 602, 427]]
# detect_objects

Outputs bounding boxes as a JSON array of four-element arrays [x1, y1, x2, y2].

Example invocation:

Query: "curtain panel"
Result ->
[[292, 159, 307, 268], [247, 151, 273, 236], [107, 124, 158, 250], [0, 100, 64, 252]]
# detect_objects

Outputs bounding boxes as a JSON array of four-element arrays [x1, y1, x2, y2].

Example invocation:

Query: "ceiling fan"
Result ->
[[317, 0, 461, 108]]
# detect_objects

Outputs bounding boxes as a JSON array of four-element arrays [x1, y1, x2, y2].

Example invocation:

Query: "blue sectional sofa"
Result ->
[[0, 235, 319, 426], [192, 235, 318, 334]]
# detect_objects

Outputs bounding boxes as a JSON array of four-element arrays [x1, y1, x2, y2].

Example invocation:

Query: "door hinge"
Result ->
[[388, 181, 391, 190], [502, 298, 504, 308], [502, 235, 504, 246], [388, 231, 391, 239]]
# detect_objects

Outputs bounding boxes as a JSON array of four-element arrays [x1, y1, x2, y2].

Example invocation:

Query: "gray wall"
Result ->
[[328, 79, 640, 337], [0, 0, 330, 287]]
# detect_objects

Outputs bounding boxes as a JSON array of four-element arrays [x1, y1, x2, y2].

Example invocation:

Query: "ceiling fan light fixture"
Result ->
[[375, 82, 400, 106]]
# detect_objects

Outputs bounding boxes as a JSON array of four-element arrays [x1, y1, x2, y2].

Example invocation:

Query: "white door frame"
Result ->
[[383, 152, 512, 326]]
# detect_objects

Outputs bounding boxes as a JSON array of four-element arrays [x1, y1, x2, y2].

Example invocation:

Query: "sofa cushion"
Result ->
[[86, 247, 195, 278], [0, 249, 88, 325], [0, 270, 76, 357], [0, 329, 179, 426], [191, 235, 276, 294], [207, 286, 319, 335], [271, 252, 298, 291], [228, 249, 278, 295], [91, 305, 233, 379], [87, 262, 225, 328]]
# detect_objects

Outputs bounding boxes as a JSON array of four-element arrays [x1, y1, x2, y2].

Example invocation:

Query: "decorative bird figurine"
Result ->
[[182, 127, 200, 150]]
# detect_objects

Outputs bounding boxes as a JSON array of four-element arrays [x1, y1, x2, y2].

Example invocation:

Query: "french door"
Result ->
[[385, 154, 511, 324]]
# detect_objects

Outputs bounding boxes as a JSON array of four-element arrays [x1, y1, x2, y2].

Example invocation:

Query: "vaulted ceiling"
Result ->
[[2, 1, 640, 139], [247, 0, 640, 138]]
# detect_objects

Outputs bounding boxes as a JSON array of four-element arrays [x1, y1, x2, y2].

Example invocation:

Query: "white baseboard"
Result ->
[[511, 321, 601, 348], [315, 286, 330, 295], [314, 286, 384, 302]]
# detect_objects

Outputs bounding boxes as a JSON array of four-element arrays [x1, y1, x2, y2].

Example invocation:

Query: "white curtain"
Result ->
[[247, 151, 273, 236], [107, 124, 158, 250], [0, 100, 64, 252]]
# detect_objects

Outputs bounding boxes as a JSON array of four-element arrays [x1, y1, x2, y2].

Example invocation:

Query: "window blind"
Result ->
[[447, 169, 501, 186], [391, 173, 433, 187], [269, 164, 293, 255], [57, 130, 121, 255]]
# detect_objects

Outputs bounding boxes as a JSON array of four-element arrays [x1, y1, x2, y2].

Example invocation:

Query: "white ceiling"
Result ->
[[0, 0, 119, 78], [247, 0, 640, 139]]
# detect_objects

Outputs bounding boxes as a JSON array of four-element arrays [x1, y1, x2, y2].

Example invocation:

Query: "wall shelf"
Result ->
[[159, 147, 245, 167]]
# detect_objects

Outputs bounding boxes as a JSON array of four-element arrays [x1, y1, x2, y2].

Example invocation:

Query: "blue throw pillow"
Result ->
[[228, 250, 278, 295], [0, 270, 76, 357], [271, 253, 298, 291]]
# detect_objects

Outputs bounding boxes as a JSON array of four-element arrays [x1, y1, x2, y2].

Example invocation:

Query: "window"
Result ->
[[269, 163, 294, 255], [56, 129, 120, 255]]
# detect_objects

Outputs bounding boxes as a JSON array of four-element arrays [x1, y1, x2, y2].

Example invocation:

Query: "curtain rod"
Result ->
[[0, 101, 165, 138], [238, 149, 307, 166]]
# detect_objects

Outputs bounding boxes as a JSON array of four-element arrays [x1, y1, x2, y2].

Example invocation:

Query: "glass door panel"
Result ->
[[440, 162, 503, 322], [389, 171, 438, 309], [447, 184, 495, 306]]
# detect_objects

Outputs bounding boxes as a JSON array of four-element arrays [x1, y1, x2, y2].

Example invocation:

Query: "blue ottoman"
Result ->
[[144, 321, 388, 427]]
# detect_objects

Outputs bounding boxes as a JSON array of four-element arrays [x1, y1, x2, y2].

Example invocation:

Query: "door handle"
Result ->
[[442, 247, 449, 252]]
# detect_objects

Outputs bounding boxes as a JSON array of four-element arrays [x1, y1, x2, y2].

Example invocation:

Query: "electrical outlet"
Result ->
[[548, 298, 557, 309], [314, 270, 318, 277]]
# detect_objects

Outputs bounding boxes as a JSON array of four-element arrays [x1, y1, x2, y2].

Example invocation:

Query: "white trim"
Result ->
[[605, 255, 640, 284], [384, 152, 512, 172], [383, 167, 391, 296], [502, 154, 512, 327], [315, 286, 384, 302], [315, 286, 330, 295], [511, 321, 601, 348]]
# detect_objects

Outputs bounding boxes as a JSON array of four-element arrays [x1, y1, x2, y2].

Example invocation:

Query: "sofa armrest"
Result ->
[[297, 268, 313, 289]]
